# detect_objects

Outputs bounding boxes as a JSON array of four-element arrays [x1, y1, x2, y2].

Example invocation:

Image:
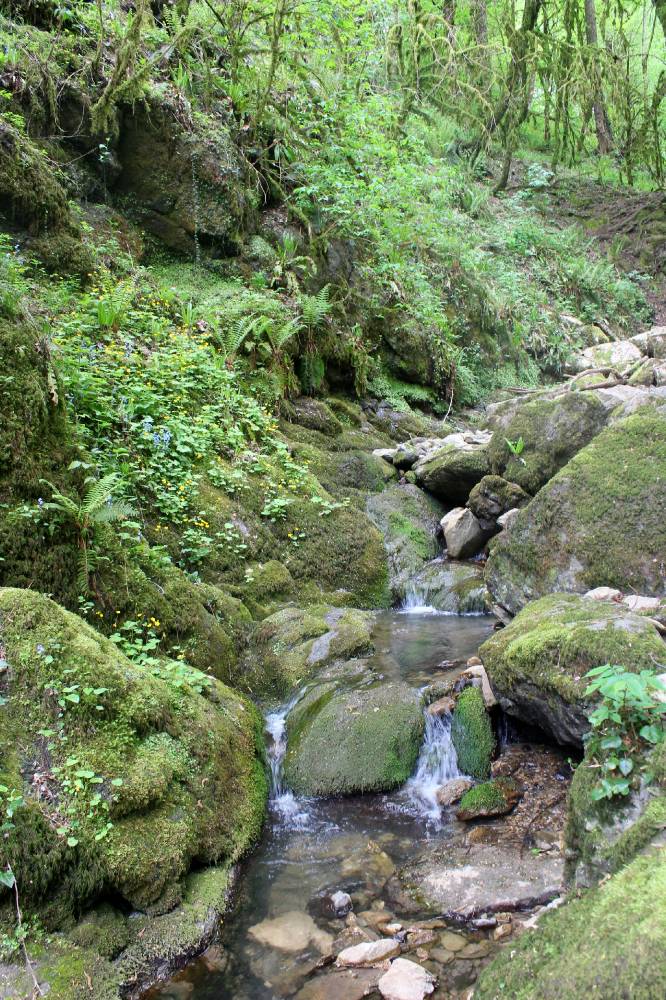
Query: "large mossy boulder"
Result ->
[[243, 605, 375, 695], [283, 681, 424, 795], [486, 391, 608, 495], [366, 484, 445, 601], [479, 594, 666, 746], [413, 443, 490, 505], [0, 588, 267, 920], [451, 686, 495, 779], [485, 409, 666, 615], [474, 848, 666, 1000]]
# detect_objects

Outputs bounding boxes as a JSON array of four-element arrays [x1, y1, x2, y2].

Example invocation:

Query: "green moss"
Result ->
[[486, 410, 666, 613], [480, 594, 665, 745], [415, 445, 490, 505], [0, 124, 71, 232], [283, 681, 424, 795], [0, 587, 267, 919], [451, 686, 495, 780], [565, 744, 666, 885], [475, 849, 666, 1000], [487, 391, 608, 495], [241, 604, 375, 696], [459, 780, 505, 812], [388, 511, 433, 561], [67, 904, 131, 960]]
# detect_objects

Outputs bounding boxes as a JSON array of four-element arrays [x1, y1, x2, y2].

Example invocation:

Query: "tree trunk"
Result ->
[[584, 0, 613, 154]]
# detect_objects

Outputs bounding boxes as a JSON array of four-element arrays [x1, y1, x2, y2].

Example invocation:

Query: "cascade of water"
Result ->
[[402, 711, 463, 824], [264, 697, 311, 827], [400, 585, 439, 614]]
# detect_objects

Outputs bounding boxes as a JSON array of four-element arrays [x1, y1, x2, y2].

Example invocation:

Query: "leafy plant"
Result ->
[[40, 473, 135, 590], [583, 664, 666, 800]]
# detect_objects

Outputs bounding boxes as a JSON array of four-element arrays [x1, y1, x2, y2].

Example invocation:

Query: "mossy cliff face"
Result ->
[[0, 322, 84, 601], [115, 96, 253, 256], [283, 681, 424, 795], [474, 848, 666, 1000], [486, 390, 608, 495], [479, 593, 665, 746], [0, 588, 267, 919], [485, 409, 666, 615]]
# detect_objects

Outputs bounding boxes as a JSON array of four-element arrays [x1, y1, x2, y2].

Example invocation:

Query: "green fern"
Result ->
[[40, 474, 135, 592]]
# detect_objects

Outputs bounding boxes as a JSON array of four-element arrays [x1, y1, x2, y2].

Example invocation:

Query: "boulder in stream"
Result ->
[[456, 778, 522, 821], [413, 439, 490, 505], [392, 842, 563, 921], [284, 681, 424, 796], [440, 507, 489, 559], [479, 593, 666, 746], [467, 474, 531, 531], [486, 390, 608, 495], [406, 559, 487, 614], [366, 484, 445, 601], [451, 686, 495, 780]]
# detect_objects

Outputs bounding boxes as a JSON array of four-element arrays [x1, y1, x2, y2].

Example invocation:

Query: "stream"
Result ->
[[147, 609, 497, 1000]]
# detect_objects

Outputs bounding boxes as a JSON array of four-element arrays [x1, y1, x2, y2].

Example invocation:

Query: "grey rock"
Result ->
[[377, 958, 436, 1000], [440, 508, 487, 560]]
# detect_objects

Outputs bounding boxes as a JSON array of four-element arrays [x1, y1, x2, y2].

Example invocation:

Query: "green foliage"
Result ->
[[40, 473, 135, 591], [583, 664, 666, 800]]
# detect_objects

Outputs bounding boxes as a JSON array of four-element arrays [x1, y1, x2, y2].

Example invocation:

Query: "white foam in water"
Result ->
[[399, 587, 441, 615], [265, 700, 312, 828], [401, 711, 463, 825]]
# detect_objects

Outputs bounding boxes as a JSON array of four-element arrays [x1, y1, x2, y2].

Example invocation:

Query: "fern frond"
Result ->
[[81, 474, 120, 515], [92, 501, 136, 524]]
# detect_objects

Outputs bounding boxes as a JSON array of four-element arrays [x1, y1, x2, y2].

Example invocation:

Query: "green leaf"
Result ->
[[66, 836, 79, 848], [0, 869, 15, 889], [618, 758, 634, 776]]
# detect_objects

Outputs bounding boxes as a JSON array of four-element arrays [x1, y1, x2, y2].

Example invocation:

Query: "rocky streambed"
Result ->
[[144, 610, 572, 1000]]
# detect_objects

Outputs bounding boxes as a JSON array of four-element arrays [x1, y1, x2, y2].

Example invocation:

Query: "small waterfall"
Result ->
[[400, 582, 438, 615], [264, 699, 311, 827], [402, 710, 463, 824]]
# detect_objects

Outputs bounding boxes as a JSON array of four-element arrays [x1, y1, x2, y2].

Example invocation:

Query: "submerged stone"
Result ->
[[248, 911, 333, 954], [377, 957, 436, 1000]]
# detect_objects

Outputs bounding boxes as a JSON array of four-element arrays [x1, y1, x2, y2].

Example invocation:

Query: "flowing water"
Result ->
[[147, 609, 494, 1000]]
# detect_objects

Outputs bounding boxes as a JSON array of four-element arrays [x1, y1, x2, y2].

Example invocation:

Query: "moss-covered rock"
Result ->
[[283, 681, 424, 795], [0, 588, 267, 919], [241, 604, 375, 696], [366, 484, 445, 601], [0, 122, 71, 232], [479, 594, 666, 745], [474, 848, 666, 1000], [486, 391, 608, 495], [451, 686, 495, 779], [292, 443, 397, 503], [467, 475, 531, 531], [281, 397, 343, 436], [413, 444, 490, 505], [456, 777, 521, 820], [485, 410, 666, 615], [564, 742, 666, 887]]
